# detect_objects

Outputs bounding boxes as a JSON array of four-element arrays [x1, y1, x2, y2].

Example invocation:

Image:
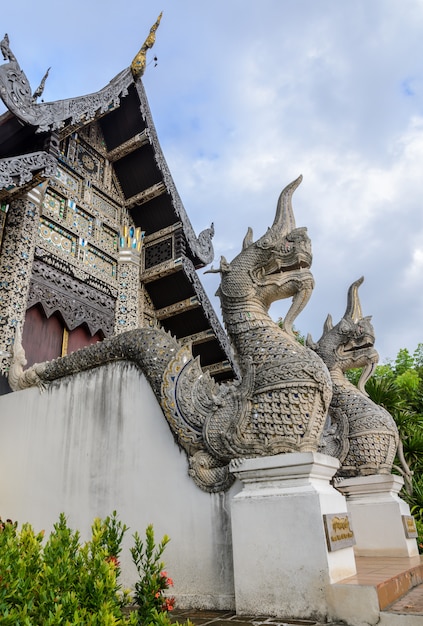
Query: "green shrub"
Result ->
[[414, 517, 423, 554], [131, 524, 175, 623], [0, 513, 189, 626], [0, 513, 137, 625]]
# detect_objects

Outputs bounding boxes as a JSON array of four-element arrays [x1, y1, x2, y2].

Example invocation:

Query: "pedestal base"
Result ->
[[230, 452, 357, 620], [336, 474, 419, 557]]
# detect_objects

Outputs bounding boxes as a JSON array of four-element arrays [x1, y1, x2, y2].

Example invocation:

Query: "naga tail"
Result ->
[[9, 326, 180, 398], [9, 326, 235, 492]]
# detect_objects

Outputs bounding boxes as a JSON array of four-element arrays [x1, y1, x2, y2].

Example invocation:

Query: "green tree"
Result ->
[[394, 348, 415, 376], [347, 346, 423, 551]]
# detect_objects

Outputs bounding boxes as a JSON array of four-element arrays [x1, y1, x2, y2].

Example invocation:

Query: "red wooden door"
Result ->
[[22, 305, 103, 366], [67, 325, 103, 354], [22, 305, 63, 367]]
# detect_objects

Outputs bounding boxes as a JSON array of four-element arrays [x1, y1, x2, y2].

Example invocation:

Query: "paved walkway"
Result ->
[[171, 610, 339, 626], [385, 582, 423, 615]]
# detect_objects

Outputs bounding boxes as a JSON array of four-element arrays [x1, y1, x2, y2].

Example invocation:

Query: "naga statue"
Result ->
[[9, 177, 332, 491], [202, 175, 332, 460], [307, 277, 399, 478]]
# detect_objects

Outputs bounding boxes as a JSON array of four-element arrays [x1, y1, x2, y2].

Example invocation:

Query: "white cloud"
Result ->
[[406, 248, 423, 284], [3, 0, 423, 361]]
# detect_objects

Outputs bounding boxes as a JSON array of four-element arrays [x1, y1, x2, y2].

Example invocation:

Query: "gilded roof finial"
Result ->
[[131, 12, 162, 80]]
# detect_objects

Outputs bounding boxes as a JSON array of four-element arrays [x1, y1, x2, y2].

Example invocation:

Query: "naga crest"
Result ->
[[308, 277, 378, 393], [212, 176, 315, 341], [308, 278, 399, 477]]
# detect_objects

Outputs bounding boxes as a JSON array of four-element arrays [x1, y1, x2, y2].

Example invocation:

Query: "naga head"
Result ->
[[307, 277, 379, 392], [209, 176, 314, 334]]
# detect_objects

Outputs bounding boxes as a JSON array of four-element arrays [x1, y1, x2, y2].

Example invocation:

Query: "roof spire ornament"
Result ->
[[131, 12, 162, 80], [0, 33, 16, 62], [32, 66, 50, 101]]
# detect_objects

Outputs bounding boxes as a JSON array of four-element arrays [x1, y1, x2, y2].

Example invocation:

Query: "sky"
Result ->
[[2, 0, 423, 364]]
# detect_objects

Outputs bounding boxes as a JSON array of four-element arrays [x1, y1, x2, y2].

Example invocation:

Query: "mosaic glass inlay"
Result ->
[[92, 191, 119, 221], [39, 218, 77, 256], [55, 166, 80, 194]]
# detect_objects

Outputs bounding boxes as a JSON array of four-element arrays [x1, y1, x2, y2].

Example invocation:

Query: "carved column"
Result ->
[[336, 474, 419, 557], [0, 202, 8, 248], [114, 226, 144, 333], [230, 452, 357, 621], [0, 187, 44, 375]]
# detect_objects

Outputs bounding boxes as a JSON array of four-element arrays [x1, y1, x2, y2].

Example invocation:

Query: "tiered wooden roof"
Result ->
[[0, 28, 237, 383]]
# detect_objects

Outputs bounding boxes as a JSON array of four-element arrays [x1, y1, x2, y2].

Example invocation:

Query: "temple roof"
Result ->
[[0, 32, 237, 382]]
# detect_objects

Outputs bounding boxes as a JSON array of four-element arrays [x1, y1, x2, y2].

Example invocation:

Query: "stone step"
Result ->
[[329, 555, 423, 626], [377, 562, 423, 610], [379, 582, 423, 625]]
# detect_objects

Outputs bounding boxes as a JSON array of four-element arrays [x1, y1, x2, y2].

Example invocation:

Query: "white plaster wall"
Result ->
[[0, 362, 237, 609]]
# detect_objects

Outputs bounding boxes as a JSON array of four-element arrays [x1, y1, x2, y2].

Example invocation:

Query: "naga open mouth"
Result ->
[[267, 254, 311, 276], [342, 341, 374, 352], [336, 338, 377, 361], [282, 259, 310, 273]]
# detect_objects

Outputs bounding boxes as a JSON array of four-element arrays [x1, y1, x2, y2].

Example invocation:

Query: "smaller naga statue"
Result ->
[[307, 277, 399, 477]]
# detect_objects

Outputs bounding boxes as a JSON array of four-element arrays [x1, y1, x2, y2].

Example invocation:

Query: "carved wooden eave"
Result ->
[[0, 151, 57, 201], [0, 33, 237, 382], [28, 257, 115, 337]]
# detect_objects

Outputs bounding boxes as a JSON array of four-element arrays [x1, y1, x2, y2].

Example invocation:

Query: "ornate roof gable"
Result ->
[[0, 33, 133, 133], [0, 14, 162, 134]]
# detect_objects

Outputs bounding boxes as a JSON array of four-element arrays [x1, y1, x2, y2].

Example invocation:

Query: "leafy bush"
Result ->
[[414, 517, 423, 555], [131, 524, 175, 624], [0, 513, 189, 626], [0, 513, 136, 625]]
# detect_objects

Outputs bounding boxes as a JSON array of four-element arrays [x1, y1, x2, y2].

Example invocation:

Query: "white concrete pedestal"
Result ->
[[336, 474, 419, 557], [230, 452, 357, 620]]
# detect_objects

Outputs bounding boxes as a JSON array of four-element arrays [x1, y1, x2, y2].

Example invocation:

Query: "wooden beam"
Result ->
[[106, 131, 149, 162], [125, 181, 166, 209], [141, 257, 182, 283], [179, 329, 215, 346], [203, 360, 233, 376], [155, 295, 199, 320], [143, 222, 182, 244]]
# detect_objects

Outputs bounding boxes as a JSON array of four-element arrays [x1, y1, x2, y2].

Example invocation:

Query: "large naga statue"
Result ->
[[202, 175, 332, 460], [307, 277, 399, 478], [10, 177, 332, 491]]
